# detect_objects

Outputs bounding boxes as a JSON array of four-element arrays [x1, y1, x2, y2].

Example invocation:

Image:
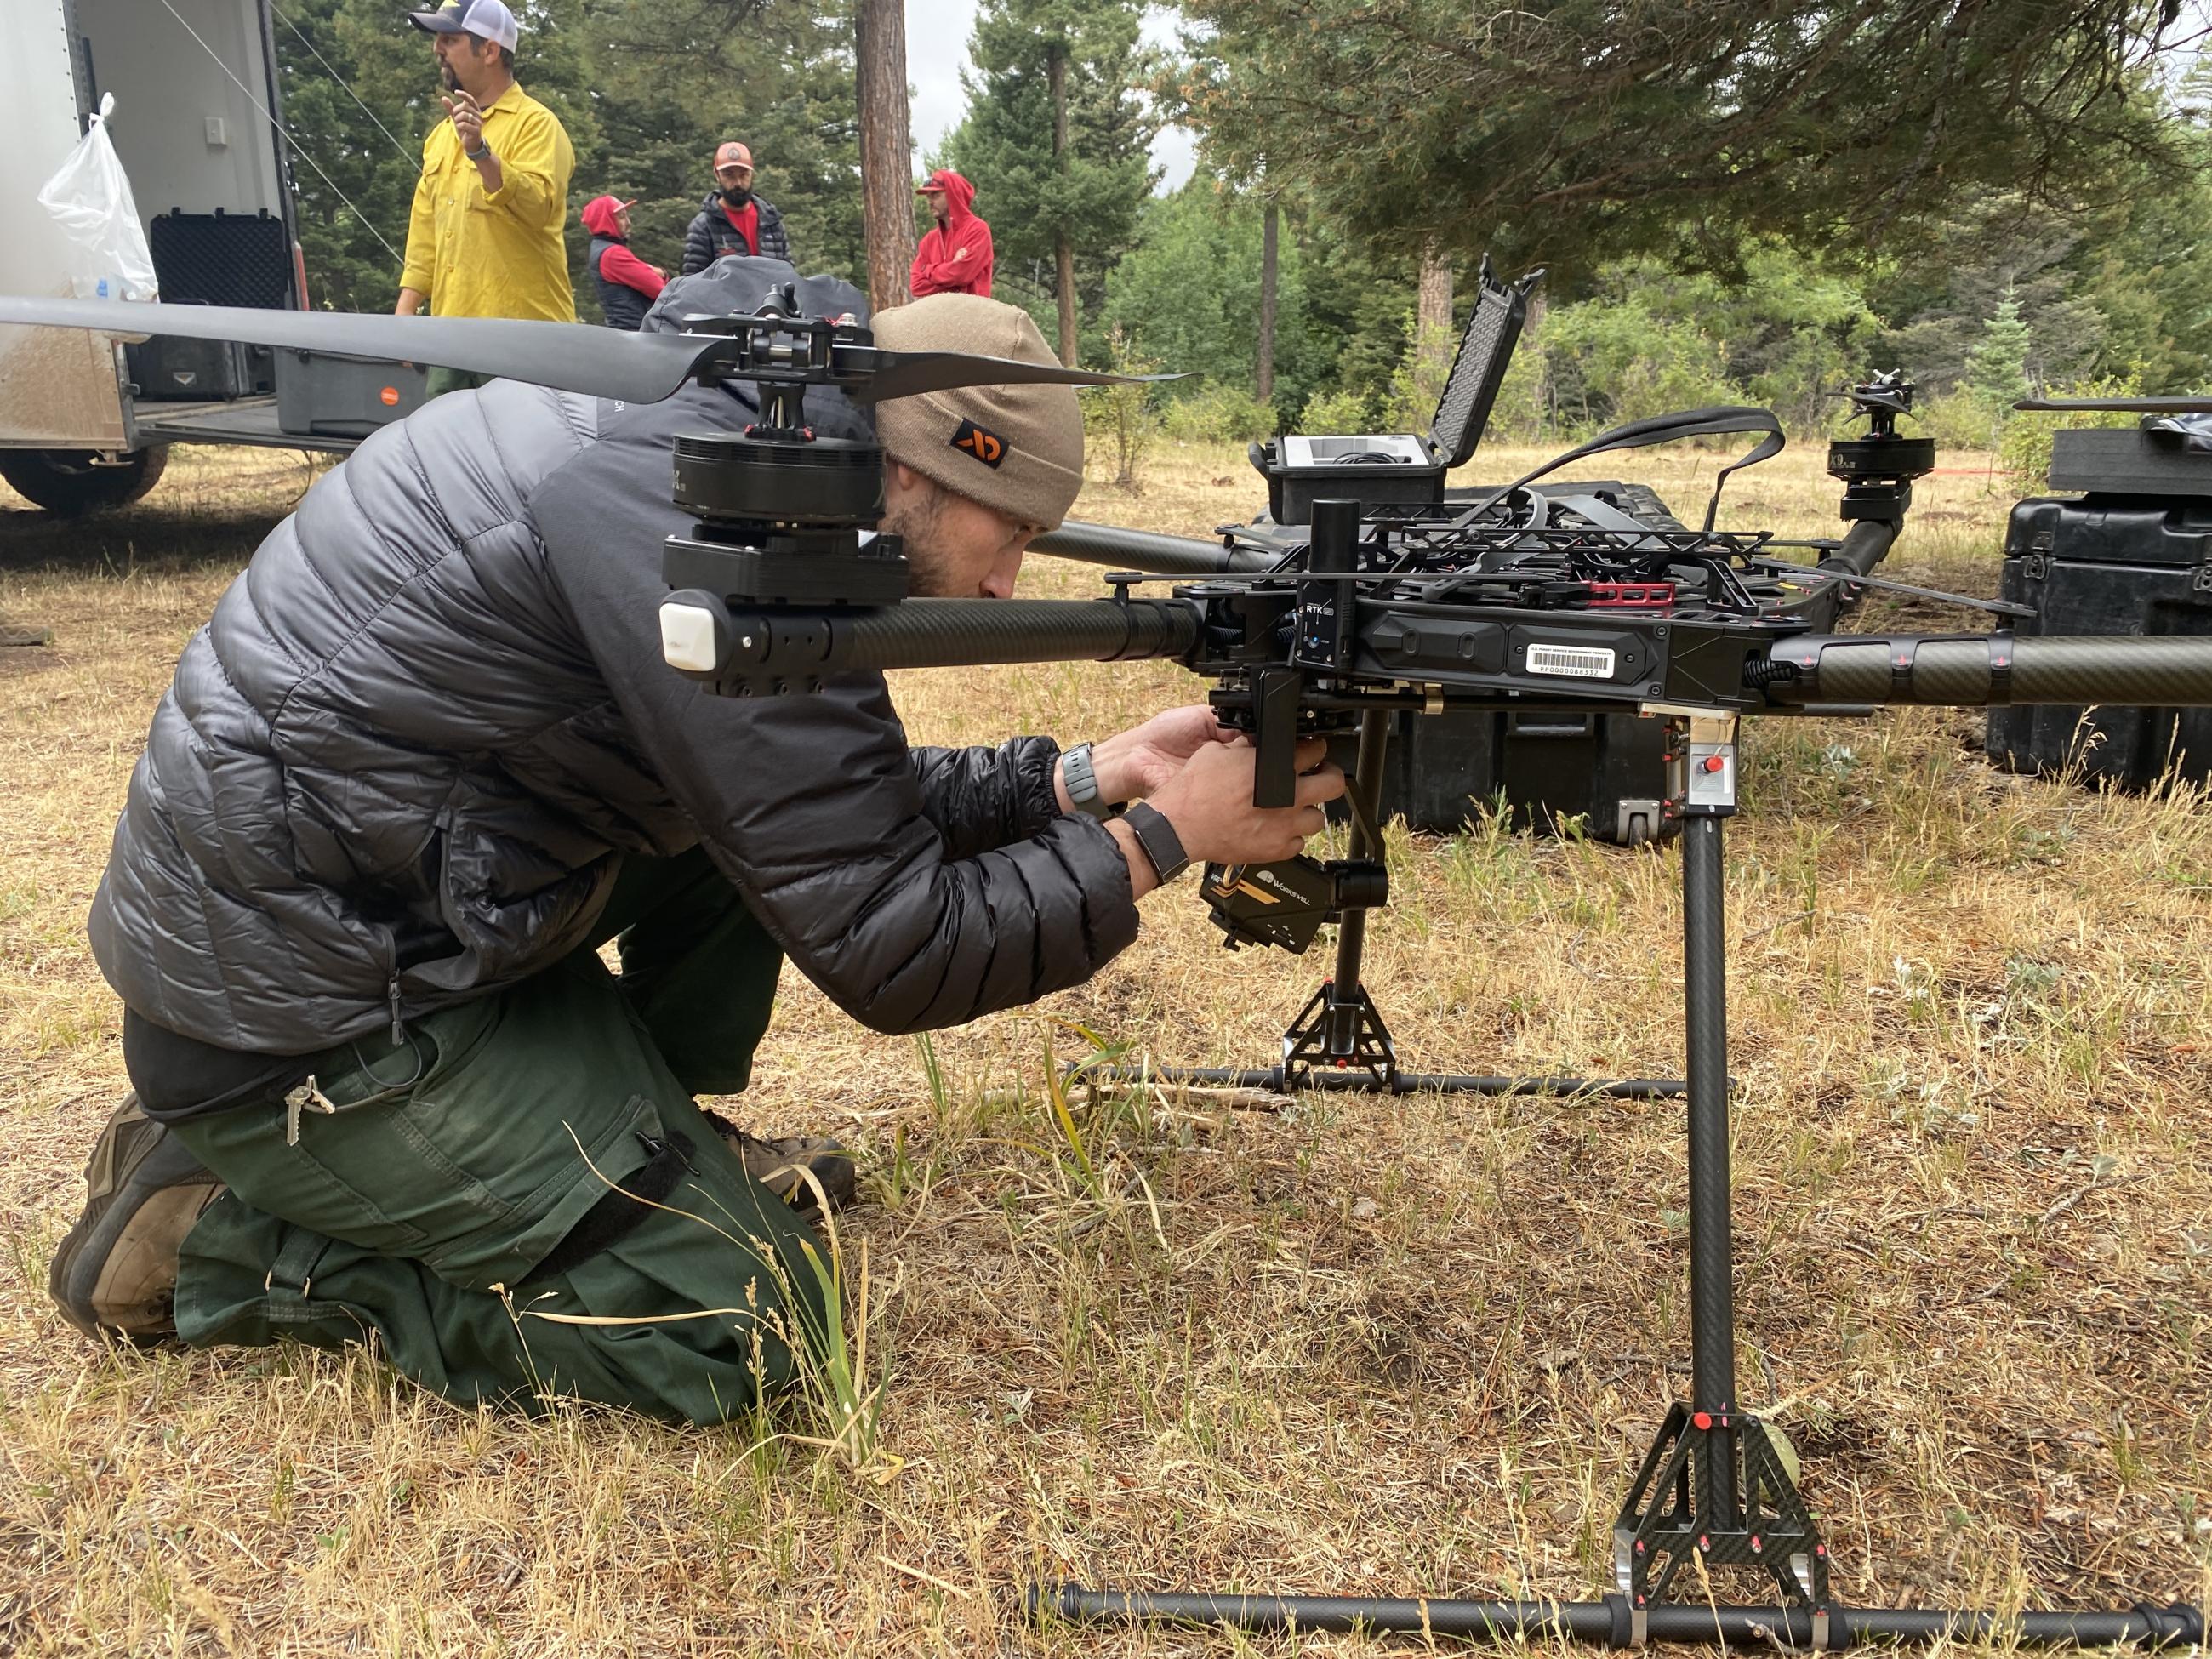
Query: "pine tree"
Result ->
[[943, 0, 1159, 363], [1102, 177, 1323, 418], [1964, 286, 2034, 416], [1169, 0, 2192, 282]]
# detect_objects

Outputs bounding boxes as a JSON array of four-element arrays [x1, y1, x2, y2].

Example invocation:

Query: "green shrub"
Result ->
[[1479, 333, 1550, 444], [1080, 328, 1160, 492], [1160, 383, 1279, 445], [1912, 388, 2005, 453], [1539, 299, 1740, 430], [1385, 318, 1457, 430], [1297, 387, 1376, 433]]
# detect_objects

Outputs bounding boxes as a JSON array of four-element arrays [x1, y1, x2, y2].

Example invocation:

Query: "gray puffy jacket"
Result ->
[[90, 269, 1138, 1055]]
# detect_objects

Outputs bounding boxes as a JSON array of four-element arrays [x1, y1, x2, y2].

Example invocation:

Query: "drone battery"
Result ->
[[1329, 708, 1673, 844], [275, 351, 429, 437], [1987, 472, 2212, 791]]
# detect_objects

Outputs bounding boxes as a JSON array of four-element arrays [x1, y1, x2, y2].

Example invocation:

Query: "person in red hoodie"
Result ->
[[580, 194, 665, 331], [910, 169, 994, 299]]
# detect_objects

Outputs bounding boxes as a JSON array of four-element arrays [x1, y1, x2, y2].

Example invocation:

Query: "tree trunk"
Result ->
[[1417, 239, 1454, 374], [1048, 42, 1077, 366], [1257, 200, 1278, 403], [854, 0, 916, 312]]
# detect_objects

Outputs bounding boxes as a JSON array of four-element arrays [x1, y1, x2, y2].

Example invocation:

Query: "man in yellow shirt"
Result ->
[[397, 0, 575, 394]]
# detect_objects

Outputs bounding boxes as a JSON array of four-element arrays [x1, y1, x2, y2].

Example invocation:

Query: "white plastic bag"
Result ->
[[37, 94, 158, 301]]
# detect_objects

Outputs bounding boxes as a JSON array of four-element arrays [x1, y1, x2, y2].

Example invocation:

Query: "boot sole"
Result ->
[[48, 1101, 223, 1343]]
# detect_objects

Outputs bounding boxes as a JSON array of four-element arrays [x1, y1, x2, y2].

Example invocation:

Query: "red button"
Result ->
[[1692, 1411, 1713, 1430], [1702, 755, 1725, 773]]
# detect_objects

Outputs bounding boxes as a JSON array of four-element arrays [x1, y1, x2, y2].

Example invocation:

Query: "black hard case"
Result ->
[[274, 351, 430, 437], [1332, 708, 1672, 843], [147, 209, 292, 309], [1987, 435, 2212, 790], [126, 332, 260, 401], [128, 211, 292, 402]]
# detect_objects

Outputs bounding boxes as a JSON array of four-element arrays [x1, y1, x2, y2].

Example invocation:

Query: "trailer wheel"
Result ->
[[0, 445, 170, 516]]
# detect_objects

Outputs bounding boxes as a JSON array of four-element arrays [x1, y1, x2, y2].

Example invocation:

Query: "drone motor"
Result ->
[[660, 299, 913, 626]]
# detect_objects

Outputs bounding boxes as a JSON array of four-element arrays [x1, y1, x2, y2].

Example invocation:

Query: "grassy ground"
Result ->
[[1, 433, 2206, 1655]]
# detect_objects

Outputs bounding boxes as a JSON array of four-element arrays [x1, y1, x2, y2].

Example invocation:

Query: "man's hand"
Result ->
[[444, 93, 503, 189], [1143, 736, 1344, 869], [1063, 705, 1230, 811], [443, 91, 484, 154]]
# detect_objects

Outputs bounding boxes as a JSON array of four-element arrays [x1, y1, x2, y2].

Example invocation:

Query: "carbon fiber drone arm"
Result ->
[[659, 588, 2212, 715], [1763, 632, 2212, 709]]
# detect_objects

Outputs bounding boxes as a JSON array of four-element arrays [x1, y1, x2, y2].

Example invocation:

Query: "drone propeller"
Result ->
[[0, 295, 710, 403], [2015, 395, 2212, 414], [0, 295, 1181, 407]]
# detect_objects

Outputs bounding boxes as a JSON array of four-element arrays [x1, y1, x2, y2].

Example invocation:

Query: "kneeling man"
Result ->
[[49, 267, 1341, 1425]]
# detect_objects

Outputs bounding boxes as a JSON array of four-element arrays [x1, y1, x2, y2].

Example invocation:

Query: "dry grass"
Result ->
[[1, 433, 2208, 1655]]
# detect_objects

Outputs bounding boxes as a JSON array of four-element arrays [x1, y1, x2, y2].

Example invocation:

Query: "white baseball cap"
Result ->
[[408, 0, 519, 54]]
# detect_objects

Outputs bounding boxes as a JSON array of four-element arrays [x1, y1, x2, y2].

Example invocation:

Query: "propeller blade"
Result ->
[[2016, 395, 2212, 413], [0, 296, 714, 403], [0, 295, 1189, 409], [843, 346, 1184, 404]]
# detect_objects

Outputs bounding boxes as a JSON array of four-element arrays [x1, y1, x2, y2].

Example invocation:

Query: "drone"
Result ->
[[3, 288, 2202, 1653]]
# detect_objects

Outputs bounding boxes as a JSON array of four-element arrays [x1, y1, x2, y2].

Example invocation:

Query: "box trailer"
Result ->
[[0, 0, 422, 513]]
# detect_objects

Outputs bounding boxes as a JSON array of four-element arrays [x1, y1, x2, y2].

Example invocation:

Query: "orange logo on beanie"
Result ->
[[950, 418, 1007, 469]]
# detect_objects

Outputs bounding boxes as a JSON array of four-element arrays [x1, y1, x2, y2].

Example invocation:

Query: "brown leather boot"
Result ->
[[48, 1095, 226, 1345], [698, 1109, 858, 1221]]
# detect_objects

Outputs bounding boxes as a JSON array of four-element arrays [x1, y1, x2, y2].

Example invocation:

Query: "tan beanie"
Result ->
[[870, 294, 1084, 529]]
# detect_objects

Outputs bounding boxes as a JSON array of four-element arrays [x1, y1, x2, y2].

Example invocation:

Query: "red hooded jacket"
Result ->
[[910, 170, 993, 299]]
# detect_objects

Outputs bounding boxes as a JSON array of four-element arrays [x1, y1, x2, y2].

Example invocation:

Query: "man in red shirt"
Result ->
[[580, 195, 664, 330], [681, 141, 792, 273], [910, 169, 994, 299]]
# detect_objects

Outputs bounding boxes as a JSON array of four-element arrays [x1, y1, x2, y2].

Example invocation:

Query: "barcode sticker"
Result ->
[[1526, 643, 1617, 680]]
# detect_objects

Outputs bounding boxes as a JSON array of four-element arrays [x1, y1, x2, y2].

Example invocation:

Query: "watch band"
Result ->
[[466, 142, 493, 162], [1060, 742, 1117, 821], [1120, 801, 1190, 885]]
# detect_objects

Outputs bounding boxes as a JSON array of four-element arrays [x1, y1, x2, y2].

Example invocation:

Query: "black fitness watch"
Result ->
[[1120, 801, 1190, 884]]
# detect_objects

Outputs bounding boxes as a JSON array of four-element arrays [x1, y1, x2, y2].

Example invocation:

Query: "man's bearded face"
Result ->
[[881, 473, 1037, 601]]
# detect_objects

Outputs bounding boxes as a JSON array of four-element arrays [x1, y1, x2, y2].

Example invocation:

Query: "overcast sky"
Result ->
[[904, 0, 1199, 191]]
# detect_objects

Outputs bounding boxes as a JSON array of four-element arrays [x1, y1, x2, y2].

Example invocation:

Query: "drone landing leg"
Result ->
[[1035, 725, 2203, 1650], [1609, 806, 1832, 1639], [1100, 710, 1691, 1102]]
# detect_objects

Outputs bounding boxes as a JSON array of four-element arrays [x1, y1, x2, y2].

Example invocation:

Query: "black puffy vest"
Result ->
[[590, 235, 648, 331]]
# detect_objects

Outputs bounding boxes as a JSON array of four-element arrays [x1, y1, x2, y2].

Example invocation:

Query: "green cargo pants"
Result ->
[[168, 850, 831, 1427], [423, 365, 492, 399]]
